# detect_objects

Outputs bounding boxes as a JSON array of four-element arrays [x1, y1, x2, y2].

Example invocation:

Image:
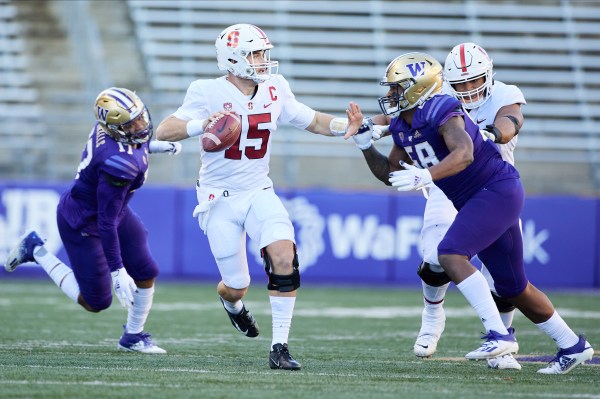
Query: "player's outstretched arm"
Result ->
[[485, 103, 523, 144], [156, 116, 193, 141], [148, 140, 182, 155]]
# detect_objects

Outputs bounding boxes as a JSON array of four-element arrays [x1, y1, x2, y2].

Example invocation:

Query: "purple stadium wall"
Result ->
[[0, 182, 598, 288]]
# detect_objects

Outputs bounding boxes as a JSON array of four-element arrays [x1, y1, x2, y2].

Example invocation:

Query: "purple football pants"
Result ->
[[56, 207, 159, 311], [438, 178, 527, 298]]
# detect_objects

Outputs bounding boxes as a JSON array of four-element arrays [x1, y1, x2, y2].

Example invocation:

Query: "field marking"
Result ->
[[0, 380, 597, 398], [2, 297, 599, 320], [0, 379, 180, 388], [2, 296, 599, 320], [0, 364, 359, 378], [426, 356, 600, 366], [151, 303, 600, 320]]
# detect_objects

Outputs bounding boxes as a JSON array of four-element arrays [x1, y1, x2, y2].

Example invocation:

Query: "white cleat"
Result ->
[[414, 333, 441, 358], [465, 330, 519, 360], [413, 307, 445, 358], [487, 354, 522, 370], [537, 335, 593, 375]]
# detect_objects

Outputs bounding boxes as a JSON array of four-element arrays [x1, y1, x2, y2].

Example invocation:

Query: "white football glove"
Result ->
[[372, 125, 390, 141], [149, 140, 182, 155], [483, 124, 501, 143], [352, 117, 374, 150], [479, 129, 495, 142], [110, 268, 137, 309], [388, 161, 433, 191]]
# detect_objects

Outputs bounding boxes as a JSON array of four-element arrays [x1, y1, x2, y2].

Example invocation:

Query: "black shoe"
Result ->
[[220, 297, 259, 337], [269, 343, 302, 370]]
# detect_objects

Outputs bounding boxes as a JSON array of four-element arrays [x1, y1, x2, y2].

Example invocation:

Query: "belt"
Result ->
[[196, 180, 272, 197]]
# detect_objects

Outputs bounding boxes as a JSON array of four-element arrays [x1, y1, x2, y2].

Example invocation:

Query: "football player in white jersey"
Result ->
[[413, 43, 526, 369], [155, 23, 364, 370]]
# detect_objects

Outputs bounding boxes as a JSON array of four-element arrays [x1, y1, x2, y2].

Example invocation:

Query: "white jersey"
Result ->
[[422, 81, 526, 265], [173, 74, 316, 191], [466, 81, 526, 166]]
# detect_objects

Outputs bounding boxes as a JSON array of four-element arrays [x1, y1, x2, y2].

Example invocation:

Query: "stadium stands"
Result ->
[[126, 0, 600, 193], [1, 0, 599, 193], [0, 0, 47, 177]]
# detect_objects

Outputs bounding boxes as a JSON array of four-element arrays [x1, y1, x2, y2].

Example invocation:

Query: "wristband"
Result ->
[[329, 117, 348, 136], [484, 124, 502, 143], [186, 119, 206, 138]]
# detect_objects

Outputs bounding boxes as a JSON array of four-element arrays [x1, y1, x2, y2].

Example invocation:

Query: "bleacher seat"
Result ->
[[0, 0, 46, 176], [127, 0, 600, 166]]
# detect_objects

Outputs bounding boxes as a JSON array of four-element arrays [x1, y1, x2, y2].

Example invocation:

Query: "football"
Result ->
[[201, 113, 242, 152]]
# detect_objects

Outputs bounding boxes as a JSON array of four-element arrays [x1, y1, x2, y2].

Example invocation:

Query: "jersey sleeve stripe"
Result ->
[[105, 155, 139, 179]]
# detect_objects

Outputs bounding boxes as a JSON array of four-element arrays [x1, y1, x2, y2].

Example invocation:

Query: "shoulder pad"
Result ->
[[103, 154, 140, 180]]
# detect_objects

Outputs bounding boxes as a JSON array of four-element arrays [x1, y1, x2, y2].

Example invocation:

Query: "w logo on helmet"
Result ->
[[96, 106, 108, 122], [406, 62, 427, 77]]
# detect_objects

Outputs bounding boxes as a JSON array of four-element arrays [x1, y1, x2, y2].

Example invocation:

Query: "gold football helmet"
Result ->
[[94, 87, 153, 144], [378, 52, 443, 117]]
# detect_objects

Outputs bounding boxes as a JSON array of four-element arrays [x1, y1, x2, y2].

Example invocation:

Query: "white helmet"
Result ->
[[215, 24, 278, 83], [444, 43, 494, 109]]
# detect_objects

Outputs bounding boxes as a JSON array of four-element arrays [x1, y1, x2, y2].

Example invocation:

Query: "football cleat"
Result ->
[[269, 343, 302, 370], [414, 334, 441, 358], [537, 335, 593, 375], [414, 307, 446, 357], [4, 230, 45, 272], [220, 297, 259, 337], [465, 329, 519, 360], [487, 354, 522, 370], [118, 326, 166, 354]]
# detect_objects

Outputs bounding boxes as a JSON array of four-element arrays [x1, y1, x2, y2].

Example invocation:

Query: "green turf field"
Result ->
[[0, 280, 598, 399]]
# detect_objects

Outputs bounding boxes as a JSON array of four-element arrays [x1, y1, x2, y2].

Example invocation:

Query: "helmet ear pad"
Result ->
[[215, 24, 279, 83]]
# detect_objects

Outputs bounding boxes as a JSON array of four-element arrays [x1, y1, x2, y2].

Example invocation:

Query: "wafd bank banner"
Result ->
[[0, 182, 598, 288]]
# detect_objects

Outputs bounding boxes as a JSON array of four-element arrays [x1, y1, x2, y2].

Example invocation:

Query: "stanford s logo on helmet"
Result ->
[[444, 43, 494, 109], [94, 87, 153, 144], [215, 24, 279, 83], [378, 52, 443, 117]]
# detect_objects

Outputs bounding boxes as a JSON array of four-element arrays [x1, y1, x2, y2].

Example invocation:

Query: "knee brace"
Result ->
[[262, 246, 300, 292], [417, 261, 451, 287], [492, 292, 516, 313]]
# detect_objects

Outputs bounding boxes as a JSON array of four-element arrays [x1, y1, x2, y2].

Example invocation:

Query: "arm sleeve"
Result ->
[[96, 171, 133, 272]]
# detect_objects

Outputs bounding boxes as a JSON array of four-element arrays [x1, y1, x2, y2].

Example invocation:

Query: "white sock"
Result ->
[[33, 246, 80, 303], [501, 310, 515, 329], [422, 281, 450, 306], [126, 286, 154, 334], [456, 271, 508, 334], [221, 297, 244, 314], [419, 282, 447, 337], [536, 311, 579, 349], [270, 296, 296, 348]]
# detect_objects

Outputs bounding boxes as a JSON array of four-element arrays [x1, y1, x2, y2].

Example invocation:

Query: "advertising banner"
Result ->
[[0, 182, 597, 288]]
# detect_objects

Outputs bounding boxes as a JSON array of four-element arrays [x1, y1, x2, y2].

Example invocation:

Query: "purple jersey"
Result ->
[[390, 94, 519, 209], [58, 123, 149, 271]]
